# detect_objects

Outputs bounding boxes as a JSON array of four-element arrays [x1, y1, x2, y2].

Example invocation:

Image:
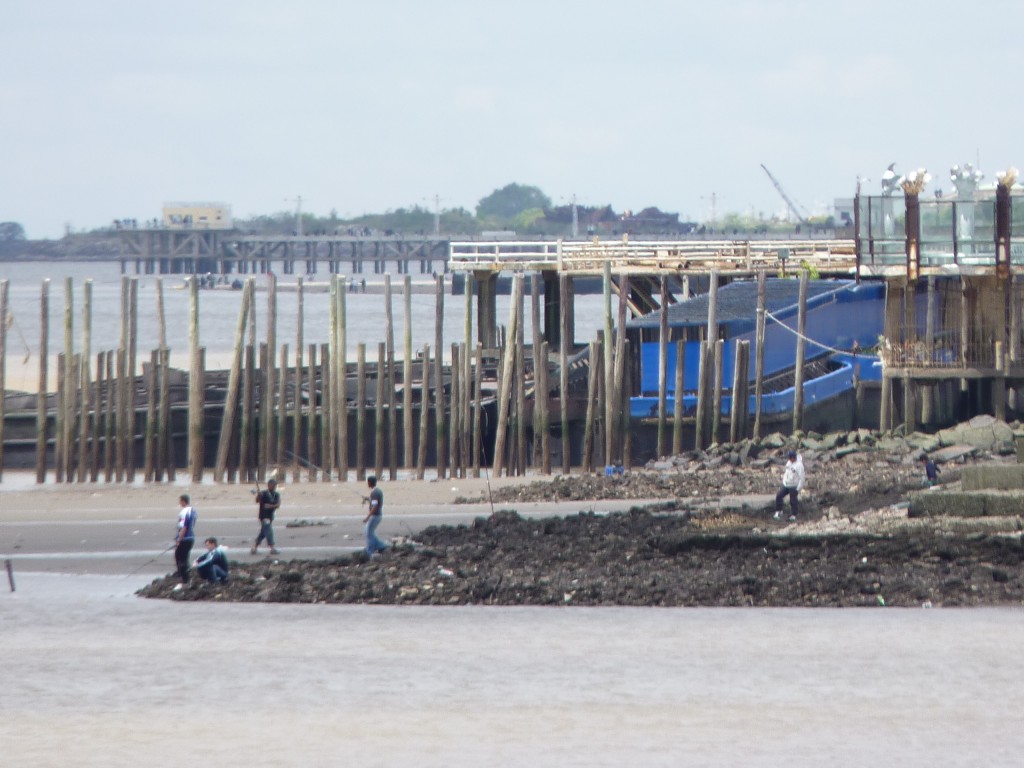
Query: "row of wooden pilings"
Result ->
[[0, 267, 813, 484]]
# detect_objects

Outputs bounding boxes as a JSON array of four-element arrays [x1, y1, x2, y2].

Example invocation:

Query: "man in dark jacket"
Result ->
[[251, 478, 281, 555]]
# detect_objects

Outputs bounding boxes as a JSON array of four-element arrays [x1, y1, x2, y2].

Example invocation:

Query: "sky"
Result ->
[[2, 0, 1021, 239]]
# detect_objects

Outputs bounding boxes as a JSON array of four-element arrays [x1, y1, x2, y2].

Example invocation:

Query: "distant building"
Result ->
[[162, 202, 233, 230], [834, 198, 854, 227]]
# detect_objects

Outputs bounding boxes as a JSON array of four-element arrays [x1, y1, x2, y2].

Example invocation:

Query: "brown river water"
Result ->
[[2, 572, 1022, 767]]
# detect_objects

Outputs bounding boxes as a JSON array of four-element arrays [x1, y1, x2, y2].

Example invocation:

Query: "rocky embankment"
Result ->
[[138, 416, 1024, 607]]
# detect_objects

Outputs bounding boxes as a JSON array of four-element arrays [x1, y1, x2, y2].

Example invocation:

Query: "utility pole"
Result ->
[[433, 194, 440, 236], [285, 195, 304, 237], [571, 194, 579, 238]]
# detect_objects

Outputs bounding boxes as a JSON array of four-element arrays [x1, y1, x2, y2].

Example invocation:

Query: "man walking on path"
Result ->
[[363, 475, 387, 556], [252, 478, 281, 555], [773, 450, 805, 522], [174, 494, 197, 584]]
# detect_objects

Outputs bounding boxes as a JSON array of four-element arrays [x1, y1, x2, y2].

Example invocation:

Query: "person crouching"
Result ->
[[194, 537, 229, 584]]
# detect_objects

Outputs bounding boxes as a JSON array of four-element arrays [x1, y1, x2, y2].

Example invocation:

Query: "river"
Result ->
[[0, 260, 607, 384], [2, 572, 1022, 767]]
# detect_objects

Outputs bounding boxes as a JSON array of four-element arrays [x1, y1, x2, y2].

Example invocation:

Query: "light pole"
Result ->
[[285, 195, 304, 236]]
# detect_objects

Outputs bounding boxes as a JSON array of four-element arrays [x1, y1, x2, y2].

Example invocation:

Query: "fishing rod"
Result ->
[[124, 543, 175, 579], [284, 451, 367, 504], [284, 450, 336, 481]]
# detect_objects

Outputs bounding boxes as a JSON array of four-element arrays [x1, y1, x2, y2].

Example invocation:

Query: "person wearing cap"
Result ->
[[252, 478, 281, 555], [773, 450, 805, 522], [363, 475, 387, 556]]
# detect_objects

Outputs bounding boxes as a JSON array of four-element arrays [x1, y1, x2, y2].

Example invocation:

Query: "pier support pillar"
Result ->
[[476, 272, 498, 348]]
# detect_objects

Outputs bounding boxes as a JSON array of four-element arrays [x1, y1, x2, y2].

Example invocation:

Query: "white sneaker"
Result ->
[[772, 511, 781, 521], [788, 515, 797, 523]]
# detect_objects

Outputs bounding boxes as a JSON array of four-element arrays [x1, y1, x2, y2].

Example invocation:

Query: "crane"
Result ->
[[760, 164, 810, 224]]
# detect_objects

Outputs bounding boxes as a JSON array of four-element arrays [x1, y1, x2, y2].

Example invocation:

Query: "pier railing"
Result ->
[[448, 238, 856, 275]]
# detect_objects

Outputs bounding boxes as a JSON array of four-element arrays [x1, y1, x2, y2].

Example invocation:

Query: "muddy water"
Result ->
[[2, 573, 1022, 767]]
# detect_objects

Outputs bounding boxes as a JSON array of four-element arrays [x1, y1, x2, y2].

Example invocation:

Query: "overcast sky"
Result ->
[[2, 0, 1019, 238]]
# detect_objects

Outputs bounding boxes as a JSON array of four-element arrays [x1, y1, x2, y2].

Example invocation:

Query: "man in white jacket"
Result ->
[[773, 450, 805, 522]]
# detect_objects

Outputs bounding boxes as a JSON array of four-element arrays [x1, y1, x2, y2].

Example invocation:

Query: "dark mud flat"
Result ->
[[138, 509, 1024, 607]]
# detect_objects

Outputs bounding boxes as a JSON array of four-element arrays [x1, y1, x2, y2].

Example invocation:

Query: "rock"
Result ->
[[762, 432, 786, 449], [930, 444, 978, 464], [905, 432, 942, 452]]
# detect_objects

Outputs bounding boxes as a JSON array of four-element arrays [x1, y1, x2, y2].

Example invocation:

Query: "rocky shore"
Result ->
[[138, 416, 1024, 607]]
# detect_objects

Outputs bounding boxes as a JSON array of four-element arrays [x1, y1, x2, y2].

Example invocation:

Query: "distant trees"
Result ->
[[475, 183, 551, 220], [0, 222, 25, 242]]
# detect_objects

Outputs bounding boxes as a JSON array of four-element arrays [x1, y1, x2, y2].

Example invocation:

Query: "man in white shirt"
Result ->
[[773, 450, 805, 523]]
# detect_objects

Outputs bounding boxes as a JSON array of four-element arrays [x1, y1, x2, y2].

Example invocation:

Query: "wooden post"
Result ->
[[922, 276, 936, 425], [880, 374, 892, 432], [267, 272, 278, 466], [904, 376, 918, 433], [90, 355, 102, 483], [337, 279, 348, 481], [595, 331, 606, 467], [320, 342, 331, 481], [277, 344, 288, 475], [753, 270, 767, 439], [793, 270, 808, 433], [327, 277, 338, 478], [451, 343, 462, 476], [434, 274, 446, 480], [493, 275, 521, 475], [0, 280, 6, 482], [36, 280, 49, 484], [307, 343, 318, 481], [384, 275, 397, 479], [622, 339, 632, 470], [582, 339, 599, 472], [187, 277, 203, 483], [694, 340, 709, 451], [417, 343, 430, 480], [602, 263, 614, 468], [539, 340, 551, 474], [144, 349, 158, 481], [515, 292, 527, 474], [560, 274, 571, 475], [531, 275, 542, 467], [61, 278, 74, 482], [463, 275, 474, 478], [55, 353, 65, 482], [127, 277, 138, 482], [712, 339, 724, 443], [293, 277, 304, 482], [657, 275, 669, 457], [356, 343, 367, 480], [730, 340, 744, 444], [611, 275, 628, 464], [78, 279, 92, 483], [472, 343, 483, 477], [214, 282, 251, 481], [159, 347, 173, 481], [375, 342, 385, 479], [189, 348, 205, 484], [672, 339, 684, 456], [403, 275, 414, 468], [103, 351, 114, 482], [241, 343, 256, 481]]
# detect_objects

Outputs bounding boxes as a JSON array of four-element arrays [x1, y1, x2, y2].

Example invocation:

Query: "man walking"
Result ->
[[174, 494, 197, 584], [252, 478, 281, 555], [773, 450, 805, 522], [363, 475, 387, 556]]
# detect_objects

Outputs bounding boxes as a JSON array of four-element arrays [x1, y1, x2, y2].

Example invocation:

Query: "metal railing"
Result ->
[[448, 238, 856, 274]]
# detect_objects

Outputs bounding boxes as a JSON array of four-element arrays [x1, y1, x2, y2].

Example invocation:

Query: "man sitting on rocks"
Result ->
[[194, 537, 229, 584]]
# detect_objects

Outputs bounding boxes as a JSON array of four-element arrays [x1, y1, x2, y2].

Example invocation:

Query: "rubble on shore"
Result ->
[[138, 416, 1024, 608]]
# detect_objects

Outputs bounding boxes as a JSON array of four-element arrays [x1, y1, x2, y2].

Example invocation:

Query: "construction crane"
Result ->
[[760, 164, 810, 224]]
